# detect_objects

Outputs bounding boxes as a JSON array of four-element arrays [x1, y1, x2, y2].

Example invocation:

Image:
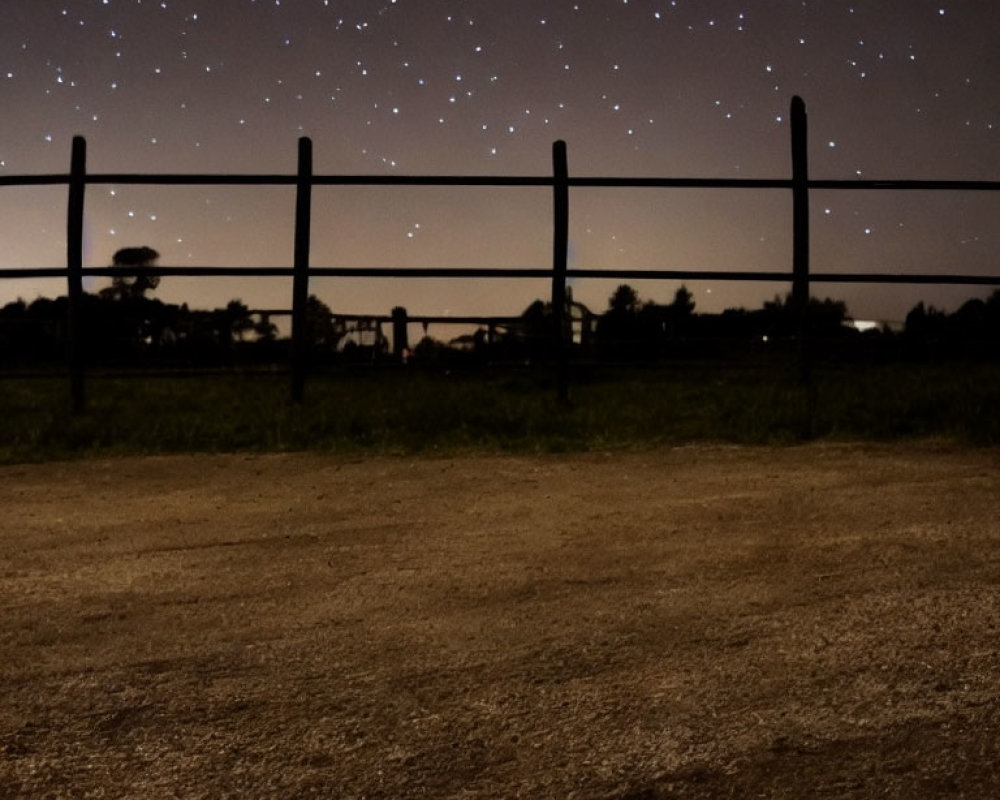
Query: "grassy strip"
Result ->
[[1, 362, 998, 462]]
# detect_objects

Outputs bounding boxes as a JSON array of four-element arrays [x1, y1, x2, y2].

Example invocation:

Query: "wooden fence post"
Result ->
[[551, 140, 570, 405], [790, 96, 812, 387], [291, 137, 313, 404], [67, 135, 87, 413]]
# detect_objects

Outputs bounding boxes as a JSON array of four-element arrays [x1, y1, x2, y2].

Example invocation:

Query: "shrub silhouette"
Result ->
[[101, 246, 161, 301]]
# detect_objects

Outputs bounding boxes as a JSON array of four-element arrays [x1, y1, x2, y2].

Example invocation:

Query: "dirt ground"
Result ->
[[1, 442, 998, 799]]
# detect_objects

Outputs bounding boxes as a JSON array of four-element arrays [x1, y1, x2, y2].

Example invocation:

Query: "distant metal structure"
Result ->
[[1, 97, 999, 411]]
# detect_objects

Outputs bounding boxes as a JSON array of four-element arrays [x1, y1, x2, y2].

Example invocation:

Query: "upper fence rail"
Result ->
[[1, 96, 998, 408], [4, 172, 999, 191]]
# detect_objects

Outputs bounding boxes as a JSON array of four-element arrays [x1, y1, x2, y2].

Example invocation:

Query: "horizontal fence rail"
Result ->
[[1, 96, 998, 411], [5, 267, 1000, 285], [5, 174, 998, 191]]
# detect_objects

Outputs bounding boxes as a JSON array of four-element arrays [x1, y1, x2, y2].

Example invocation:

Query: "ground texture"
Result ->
[[1, 442, 999, 799]]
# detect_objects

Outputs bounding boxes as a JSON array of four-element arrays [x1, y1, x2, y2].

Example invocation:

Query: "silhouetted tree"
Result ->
[[808, 297, 849, 336], [81, 247, 165, 360], [225, 299, 255, 342], [631, 286, 697, 358], [671, 285, 696, 317], [609, 284, 640, 315], [987, 290, 1000, 344], [305, 294, 344, 351], [521, 299, 548, 326], [759, 293, 849, 340], [254, 313, 278, 343], [597, 284, 643, 358], [950, 298, 988, 340], [412, 335, 446, 361], [517, 299, 555, 359], [905, 300, 958, 360], [906, 295, 1000, 359], [102, 246, 161, 301]]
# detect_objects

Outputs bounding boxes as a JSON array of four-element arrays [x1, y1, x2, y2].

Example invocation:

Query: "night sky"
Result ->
[[1, 0, 997, 325]]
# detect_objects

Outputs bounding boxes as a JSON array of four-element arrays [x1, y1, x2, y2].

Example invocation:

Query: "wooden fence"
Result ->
[[2, 96, 999, 411]]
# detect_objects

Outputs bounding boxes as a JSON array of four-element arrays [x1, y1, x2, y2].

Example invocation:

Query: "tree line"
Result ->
[[1, 246, 998, 368]]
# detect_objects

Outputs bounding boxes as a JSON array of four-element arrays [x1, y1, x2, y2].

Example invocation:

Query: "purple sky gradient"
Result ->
[[1, 0, 997, 324]]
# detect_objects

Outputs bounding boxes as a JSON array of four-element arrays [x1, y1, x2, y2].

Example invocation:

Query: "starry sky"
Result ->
[[1, 0, 997, 326]]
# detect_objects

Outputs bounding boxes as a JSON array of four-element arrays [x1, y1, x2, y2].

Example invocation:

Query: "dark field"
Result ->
[[2, 361, 1000, 461], [1, 443, 999, 798]]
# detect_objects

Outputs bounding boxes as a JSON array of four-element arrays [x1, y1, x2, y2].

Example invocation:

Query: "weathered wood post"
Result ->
[[391, 306, 409, 360], [291, 137, 313, 404], [66, 135, 87, 413], [551, 140, 570, 405], [790, 96, 812, 387]]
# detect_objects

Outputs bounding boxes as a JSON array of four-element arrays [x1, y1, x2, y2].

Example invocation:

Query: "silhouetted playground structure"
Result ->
[[2, 97, 999, 411]]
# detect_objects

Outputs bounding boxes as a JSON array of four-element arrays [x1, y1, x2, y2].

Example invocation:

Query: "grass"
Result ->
[[1, 360, 999, 462]]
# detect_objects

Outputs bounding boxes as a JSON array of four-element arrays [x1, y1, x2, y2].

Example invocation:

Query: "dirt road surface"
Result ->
[[2, 442, 999, 798]]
